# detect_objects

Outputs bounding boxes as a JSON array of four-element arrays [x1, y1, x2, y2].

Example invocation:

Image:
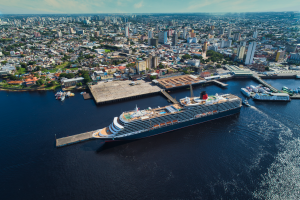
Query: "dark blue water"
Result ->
[[1, 79, 300, 199]]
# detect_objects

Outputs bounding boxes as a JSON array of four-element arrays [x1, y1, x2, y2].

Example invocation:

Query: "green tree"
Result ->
[[265, 66, 270, 71], [182, 54, 191, 60], [1, 61, 8, 65], [36, 79, 44, 86], [65, 73, 75, 79]]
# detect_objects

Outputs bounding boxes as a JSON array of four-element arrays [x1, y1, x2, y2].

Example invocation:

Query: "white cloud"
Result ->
[[134, 1, 143, 8]]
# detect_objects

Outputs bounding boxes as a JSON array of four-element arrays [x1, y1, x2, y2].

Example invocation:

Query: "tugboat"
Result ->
[[242, 99, 250, 107]]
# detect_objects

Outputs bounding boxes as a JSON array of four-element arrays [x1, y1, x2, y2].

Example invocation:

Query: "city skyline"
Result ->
[[0, 0, 300, 14]]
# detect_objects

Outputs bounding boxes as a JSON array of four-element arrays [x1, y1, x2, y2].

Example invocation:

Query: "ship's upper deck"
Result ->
[[119, 94, 240, 123]]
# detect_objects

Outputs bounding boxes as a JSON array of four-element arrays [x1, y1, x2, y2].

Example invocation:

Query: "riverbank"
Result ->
[[0, 85, 88, 92]]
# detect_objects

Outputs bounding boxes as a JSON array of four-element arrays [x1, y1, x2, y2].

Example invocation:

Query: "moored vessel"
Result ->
[[92, 92, 242, 141]]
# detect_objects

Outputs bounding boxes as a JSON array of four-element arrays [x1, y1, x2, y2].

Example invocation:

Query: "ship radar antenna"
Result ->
[[190, 84, 194, 98]]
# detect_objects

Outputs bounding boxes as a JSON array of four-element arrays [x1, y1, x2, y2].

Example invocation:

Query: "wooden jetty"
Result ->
[[56, 131, 95, 147], [211, 80, 228, 87], [252, 76, 279, 92], [161, 90, 179, 104]]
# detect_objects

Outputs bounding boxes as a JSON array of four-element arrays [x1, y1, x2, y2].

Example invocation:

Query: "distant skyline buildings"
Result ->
[[1, 0, 299, 14]]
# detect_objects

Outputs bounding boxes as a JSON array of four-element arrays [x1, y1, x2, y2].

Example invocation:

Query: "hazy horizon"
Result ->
[[0, 0, 300, 15]]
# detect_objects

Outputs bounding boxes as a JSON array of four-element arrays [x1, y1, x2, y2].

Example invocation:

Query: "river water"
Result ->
[[0, 79, 300, 199]]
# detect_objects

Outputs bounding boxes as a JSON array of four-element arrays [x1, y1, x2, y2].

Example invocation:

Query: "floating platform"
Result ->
[[56, 131, 95, 147], [83, 93, 92, 100]]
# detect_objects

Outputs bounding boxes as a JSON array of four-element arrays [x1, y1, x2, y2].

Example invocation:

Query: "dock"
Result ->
[[56, 131, 95, 147], [211, 80, 228, 87], [89, 80, 161, 104], [161, 90, 179, 104], [252, 76, 279, 92]]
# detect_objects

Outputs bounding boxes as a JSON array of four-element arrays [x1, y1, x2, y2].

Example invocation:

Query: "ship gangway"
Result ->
[[161, 90, 179, 104], [211, 80, 228, 87]]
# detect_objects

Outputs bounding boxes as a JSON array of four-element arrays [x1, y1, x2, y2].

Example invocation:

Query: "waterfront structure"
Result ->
[[245, 42, 257, 65], [92, 93, 242, 141], [159, 31, 167, 44]]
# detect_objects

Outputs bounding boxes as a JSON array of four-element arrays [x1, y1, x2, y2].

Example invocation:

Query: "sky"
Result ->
[[0, 0, 300, 14]]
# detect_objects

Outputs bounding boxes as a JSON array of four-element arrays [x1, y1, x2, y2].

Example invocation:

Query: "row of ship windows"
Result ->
[[117, 101, 240, 135]]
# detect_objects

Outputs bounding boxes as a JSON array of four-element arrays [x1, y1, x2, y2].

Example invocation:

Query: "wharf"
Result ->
[[56, 131, 95, 147], [161, 90, 179, 104], [252, 76, 279, 92], [89, 80, 161, 104]]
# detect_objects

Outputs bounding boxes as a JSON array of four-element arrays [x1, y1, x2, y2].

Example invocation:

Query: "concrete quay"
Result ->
[[89, 80, 161, 104], [56, 131, 95, 147]]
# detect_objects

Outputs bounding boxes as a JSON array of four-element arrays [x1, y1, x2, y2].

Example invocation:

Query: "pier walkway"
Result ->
[[56, 131, 95, 147], [211, 80, 228, 87], [161, 90, 179, 104], [252, 76, 279, 92]]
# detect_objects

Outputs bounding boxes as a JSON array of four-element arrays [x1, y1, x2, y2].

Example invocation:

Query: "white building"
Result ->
[[237, 46, 245, 60], [245, 42, 257, 65], [253, 31, 258, 39], [125, 26, 129, 37], [148, 30, 153, 39], [220, 40, 232, 48]]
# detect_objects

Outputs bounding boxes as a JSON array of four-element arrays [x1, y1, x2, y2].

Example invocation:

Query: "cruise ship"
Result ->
[[253, 93, 290, 101], [92, 92, 242, 141]]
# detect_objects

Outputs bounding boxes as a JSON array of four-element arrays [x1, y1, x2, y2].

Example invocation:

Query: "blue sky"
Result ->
[[0, 0, 300, 14]]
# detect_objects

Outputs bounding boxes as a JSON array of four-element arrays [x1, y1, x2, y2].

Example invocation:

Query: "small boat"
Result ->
[[61, 95, 65, 101], [69, 93, 75, 97], [242, 99, 250, 107]]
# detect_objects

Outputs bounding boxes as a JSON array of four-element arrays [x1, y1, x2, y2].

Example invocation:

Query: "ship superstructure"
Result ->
[[93, 92, 242, 141]]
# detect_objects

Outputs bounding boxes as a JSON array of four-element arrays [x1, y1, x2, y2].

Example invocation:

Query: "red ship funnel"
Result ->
[[200, 91, 208, 99]]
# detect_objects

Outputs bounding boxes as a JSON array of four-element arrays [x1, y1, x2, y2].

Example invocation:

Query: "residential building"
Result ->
[[150, 38, 158, 47], [137, 60, 147, 74], [172, 32, 178, 46], [237, 46, 246, 60], [275, 50, 285, 62], [245, 42, 257, 65], [158, 31, 167, 44], [233, 33, 241, 41]]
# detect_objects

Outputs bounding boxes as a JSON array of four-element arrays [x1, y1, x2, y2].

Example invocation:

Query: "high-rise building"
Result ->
[[150, 38, 158, 47], [275, 50, 285, 62], [240, 41, 246, 47], [148, 30, 153, 39], [253, 31, 258, 38], [245, 42, 257, 65], [219, 28, 225, 35], [125, 26, 129, 37], [172, 32, 178, 46], [183, 28, 187, 39], [158, 31, 167, 44], [211, 25, 215, 30], [95, 31, 100, 37], [202, 41, 208, 52], [57, 30, 62, 38], [220, 40, 232, 48], [152, 56, 159, 68], [233, 33, 241, 41], [228, 28, 232, 37], [237, 46, 246, 60], [137, 61, 147, 74], [286, 44, 296, 52]]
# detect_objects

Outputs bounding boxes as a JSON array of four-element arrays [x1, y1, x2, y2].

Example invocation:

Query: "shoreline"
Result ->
[[0, 86, 88, 92]]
